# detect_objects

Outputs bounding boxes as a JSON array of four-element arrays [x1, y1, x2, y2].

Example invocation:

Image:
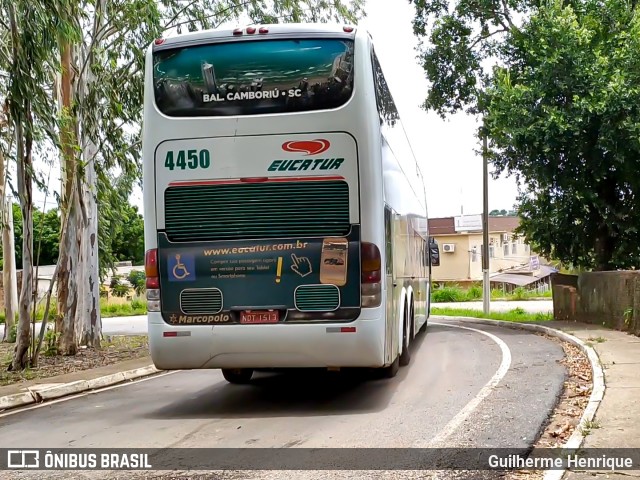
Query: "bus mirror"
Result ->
[[429, 238, 440, 267]]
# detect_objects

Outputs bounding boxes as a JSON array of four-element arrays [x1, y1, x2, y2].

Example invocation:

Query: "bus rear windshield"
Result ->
[[153, 38, 354, 117]]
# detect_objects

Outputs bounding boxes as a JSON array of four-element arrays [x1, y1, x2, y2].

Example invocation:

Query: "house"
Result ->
[[427, 214, 555, 291]]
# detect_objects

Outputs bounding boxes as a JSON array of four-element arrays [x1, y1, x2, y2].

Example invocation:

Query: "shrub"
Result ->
[[127, 270, 146, 296], [512, 287, 527, 300], [432, 286, 465, 302], [131, 298, 147, 311], [109, 275, 130, 297], [466, 285, 482, 300]]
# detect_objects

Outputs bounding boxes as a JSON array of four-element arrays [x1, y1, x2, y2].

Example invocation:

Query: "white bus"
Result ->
[[142, 23, 441, 383]]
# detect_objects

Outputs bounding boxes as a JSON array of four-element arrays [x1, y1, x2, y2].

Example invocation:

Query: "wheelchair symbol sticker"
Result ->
[[168, 253, 195, 282]]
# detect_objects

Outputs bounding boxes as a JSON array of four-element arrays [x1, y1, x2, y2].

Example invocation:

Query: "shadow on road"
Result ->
[[144, 325, 436, 420]]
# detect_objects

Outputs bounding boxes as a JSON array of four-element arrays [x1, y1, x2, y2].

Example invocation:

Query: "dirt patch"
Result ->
[[0, 335, 149, 387], [506, 333, 593, 479]]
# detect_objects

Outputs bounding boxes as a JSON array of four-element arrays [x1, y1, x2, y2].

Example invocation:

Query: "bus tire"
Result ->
[[222, 368, 254, 384], [381, 356, 400, 378], [399, 302, 411, 366]]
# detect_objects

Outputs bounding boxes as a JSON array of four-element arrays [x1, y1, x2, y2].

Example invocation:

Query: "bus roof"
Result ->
[[153, 23, 361, 50]]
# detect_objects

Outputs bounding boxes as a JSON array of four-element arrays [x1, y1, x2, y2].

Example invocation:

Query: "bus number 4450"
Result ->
[[164, 149, 211, 170]]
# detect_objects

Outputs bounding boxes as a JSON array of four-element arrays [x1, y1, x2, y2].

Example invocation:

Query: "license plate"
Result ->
[[240, 310, 279, 324]]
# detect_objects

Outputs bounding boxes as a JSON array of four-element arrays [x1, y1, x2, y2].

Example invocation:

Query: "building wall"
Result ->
[[430, 235, 471, 281], [432, 231, 534, 283], [551, 271, 640, 337]]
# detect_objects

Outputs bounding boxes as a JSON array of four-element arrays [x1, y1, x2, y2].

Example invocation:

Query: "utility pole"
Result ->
[[482, 128, 490, 314]]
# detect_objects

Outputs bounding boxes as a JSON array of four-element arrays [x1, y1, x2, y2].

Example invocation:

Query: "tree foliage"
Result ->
[[489, 209, 515, 216], [1, 204, 61, 267], [411, 0, 640, 270], [0, 200, 145, 268]]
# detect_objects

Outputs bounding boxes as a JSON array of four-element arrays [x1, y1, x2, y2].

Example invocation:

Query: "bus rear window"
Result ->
[[153, 38, 354, 117]]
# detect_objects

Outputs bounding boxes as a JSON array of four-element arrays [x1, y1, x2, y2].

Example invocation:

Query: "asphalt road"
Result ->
[[0, 300, 554, 338], [1, 318, 566, 479]]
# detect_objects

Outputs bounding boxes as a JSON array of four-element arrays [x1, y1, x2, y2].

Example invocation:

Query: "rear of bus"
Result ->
[[142, 24, 387, 373]]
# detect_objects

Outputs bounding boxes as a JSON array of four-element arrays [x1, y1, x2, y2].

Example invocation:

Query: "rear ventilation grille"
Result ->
[[180, 288, 223, 314], [164, 180, 350, 241], [294, 284, 340, 312]]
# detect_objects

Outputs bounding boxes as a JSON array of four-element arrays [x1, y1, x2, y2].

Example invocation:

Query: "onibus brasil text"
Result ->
[[9, 451, 152, 470]]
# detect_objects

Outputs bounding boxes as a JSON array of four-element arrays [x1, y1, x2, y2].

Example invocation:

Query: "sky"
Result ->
[[31, 0, 520, 219], [355, 0, 520, 218]]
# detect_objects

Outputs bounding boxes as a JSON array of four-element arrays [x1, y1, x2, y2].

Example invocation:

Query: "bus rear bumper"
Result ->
[[147, 309, 386, 370]]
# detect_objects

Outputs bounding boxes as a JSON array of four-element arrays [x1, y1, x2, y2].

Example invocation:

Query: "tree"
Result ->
[[109, 203, 144, 265], [411, 0, 640, 271], [1, 0, 73, 369], [0, 109, 18, 342], [489, 209, 510, 216]]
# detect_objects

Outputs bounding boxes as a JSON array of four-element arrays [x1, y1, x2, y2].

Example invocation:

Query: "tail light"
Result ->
[[259, 27, 269, 34], [233, 28, 243, 36], [145, 248, 161, 312], [246, 26, 256, 34], [361, 242, 382, 307]]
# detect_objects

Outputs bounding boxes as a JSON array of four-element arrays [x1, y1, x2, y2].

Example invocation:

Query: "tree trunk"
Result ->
[[0, 149, 18, 342], [593, 175, 617, 271], [77, 142, 101, 348], [11, 116, 34, 370], [75, 19, 103, 349], [56, 189, 81, 355], [594, 228, 614, 271], [56, 39, 81, 355]]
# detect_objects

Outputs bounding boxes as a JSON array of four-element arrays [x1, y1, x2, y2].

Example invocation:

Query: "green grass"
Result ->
[[579, 419, 601, 436], [101, 297, 147, 317], [0, 297, 148, 324], [430, 306, 553, 322], [431, 285, 552, 303]]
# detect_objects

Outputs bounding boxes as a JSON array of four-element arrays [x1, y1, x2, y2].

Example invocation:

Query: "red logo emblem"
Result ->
[[282, 139, 330, 156]]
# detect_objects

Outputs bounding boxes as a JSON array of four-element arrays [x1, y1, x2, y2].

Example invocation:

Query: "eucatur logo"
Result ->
[[281, 140, 330, 156]]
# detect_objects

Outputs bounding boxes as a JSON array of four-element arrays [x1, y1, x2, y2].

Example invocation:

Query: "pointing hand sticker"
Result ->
[[291, 254, 313, 278]]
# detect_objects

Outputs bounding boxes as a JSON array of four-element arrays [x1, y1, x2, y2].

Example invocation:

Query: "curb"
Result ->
[[431, 316, 605, 480], [0, 365, 161, 412]]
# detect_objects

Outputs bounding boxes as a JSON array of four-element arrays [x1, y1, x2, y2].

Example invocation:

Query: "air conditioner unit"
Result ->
[[442, 243, 455, 253]]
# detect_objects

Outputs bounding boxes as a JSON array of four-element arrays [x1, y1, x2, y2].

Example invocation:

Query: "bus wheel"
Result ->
[[222, 368, 254, 384], [399, 302, 411, 366], [380, 356, 399, 378]]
